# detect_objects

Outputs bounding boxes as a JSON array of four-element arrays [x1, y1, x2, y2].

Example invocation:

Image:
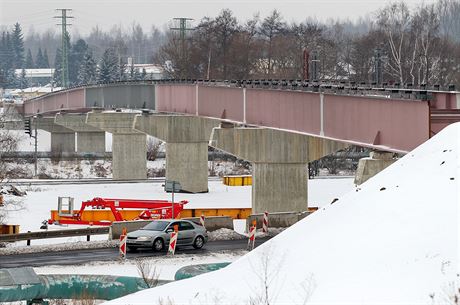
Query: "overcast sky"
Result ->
[[0, 0, 436, 36]]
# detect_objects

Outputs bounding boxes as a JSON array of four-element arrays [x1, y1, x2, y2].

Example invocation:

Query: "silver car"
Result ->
[[126, 219, 208, 252]]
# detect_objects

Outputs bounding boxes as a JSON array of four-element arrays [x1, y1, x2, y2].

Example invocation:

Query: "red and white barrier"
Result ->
[[168, 231, 178, 255], [119, 234, 127, 259], [200, 214, 206, 230], [263, 211, 269, 233], [247, 224, 256, 250]]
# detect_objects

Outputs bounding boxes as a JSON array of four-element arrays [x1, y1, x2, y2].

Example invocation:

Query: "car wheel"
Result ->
[[193, 236, 205, 249], [153, 238, 164, 252], [127, 246, 138, 252]]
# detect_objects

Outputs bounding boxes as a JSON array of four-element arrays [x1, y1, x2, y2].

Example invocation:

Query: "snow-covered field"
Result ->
[[102, 124, 459, 304], [2, 178, 354, 247]]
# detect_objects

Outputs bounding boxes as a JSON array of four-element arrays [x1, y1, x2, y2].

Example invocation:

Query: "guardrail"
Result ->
[[0, 227, 109, 245]]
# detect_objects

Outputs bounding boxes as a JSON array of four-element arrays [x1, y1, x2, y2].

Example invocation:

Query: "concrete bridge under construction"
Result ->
[[14, 80, 460, 213]]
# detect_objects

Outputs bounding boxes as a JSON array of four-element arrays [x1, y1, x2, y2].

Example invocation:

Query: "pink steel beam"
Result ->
[[22, 83, 441, 153], [156, 84, 430, 153], [23, 88, 86, 115]]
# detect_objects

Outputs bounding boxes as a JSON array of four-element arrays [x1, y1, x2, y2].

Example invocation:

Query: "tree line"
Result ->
[[1, 0, 460, 89], [158, 0, 460, 88], [0, 23, 155, 88]]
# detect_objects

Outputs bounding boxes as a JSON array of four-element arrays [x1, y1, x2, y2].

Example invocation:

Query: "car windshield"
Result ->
[[141, 221, 169, 231]]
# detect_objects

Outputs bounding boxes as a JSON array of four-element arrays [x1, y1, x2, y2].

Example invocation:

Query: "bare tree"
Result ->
[[378, 2, 412, 84], [248, 247, 286, 305], [136, 259, 160, 288], [214, 9, 239, 79], [259, 10, 285, 78], [147, 137, 162, 161], [412, 4, 441, 85], [0, 109, 20, 225]]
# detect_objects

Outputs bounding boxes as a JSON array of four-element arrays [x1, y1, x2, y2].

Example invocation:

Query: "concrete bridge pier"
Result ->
[[36, 117, 75, 153], [86, 112, 147, 180], [134, 114, 221, 193], [211, 127, 348, 213], [55, 113, 106, 153], [354, 150, 396, 185]]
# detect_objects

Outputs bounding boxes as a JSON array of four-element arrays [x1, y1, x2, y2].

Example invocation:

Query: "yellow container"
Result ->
[[1, 224, 20, 234], [223, 175, 252, 186]]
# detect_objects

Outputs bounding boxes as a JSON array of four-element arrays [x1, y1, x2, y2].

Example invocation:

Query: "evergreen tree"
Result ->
[[0, 32, 17, 88], [11, 23, 24, 69], [53, 48, 62, 87], [77, 50, 97, 85], [69, 39, 88, 85], [0, 32, 9, 87], [25, 49, 34, 68], [35, 48, 44, 68], [97, 48, 119, 83], [43, 49, 50, 68], [19, 68, 28, 88]]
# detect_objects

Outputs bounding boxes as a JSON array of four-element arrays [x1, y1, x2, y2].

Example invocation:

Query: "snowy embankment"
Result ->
[[104, 123, 459, 304]]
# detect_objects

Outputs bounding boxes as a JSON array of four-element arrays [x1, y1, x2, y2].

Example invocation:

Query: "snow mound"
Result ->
[[0, 240, 118, 256], [104, 123, 459, 305], [207, 228, 246, 241]]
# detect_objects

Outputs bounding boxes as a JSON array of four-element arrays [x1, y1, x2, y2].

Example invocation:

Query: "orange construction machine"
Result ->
[[48, 197, 188, 226]]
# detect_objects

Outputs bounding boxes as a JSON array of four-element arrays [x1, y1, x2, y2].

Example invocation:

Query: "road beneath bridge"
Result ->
[[0, 237, 271, 268]]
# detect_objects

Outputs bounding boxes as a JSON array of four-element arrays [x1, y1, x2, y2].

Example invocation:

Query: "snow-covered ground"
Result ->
[[34, 251, 246, 281], [102, 123, 459, 304], [2, 178, 354, 247]]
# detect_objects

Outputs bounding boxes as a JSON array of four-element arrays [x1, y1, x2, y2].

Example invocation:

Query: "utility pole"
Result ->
[[170, 18, 194, 78], [34, 116, 38, 177], [374, 48, 383, 86], [54, 9, 73, 88]]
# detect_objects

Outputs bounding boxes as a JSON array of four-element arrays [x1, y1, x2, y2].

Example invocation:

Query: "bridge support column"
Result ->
[[134, 114, 220, 193], [354, 151, 396, 185], [211, 127, 348, 213], [76, 132, 105, 153], [252, 163, 307, 213], [210, 127, 309, 213], [36, 117, 75, 153], [50, 132, 76, 153], [86, 112, 147, 180], [55, 114, 106, 153]]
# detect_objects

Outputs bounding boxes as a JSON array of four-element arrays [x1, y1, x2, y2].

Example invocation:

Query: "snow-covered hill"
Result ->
[[104, 123, 459, 305]]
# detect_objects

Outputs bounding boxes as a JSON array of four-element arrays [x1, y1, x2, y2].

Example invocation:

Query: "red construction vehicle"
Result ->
[[48, 197, 188, 226]]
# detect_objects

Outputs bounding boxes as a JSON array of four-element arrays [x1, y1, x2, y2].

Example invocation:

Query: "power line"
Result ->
[[54, 8, 73, 88], [170, 18, 194, 78]]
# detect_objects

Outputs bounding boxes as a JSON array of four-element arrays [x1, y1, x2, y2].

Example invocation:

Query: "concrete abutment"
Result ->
[[354, 151, 396, 185]]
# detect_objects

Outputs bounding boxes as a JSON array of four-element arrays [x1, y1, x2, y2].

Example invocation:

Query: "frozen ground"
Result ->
[[103, 123, 459, 304]]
